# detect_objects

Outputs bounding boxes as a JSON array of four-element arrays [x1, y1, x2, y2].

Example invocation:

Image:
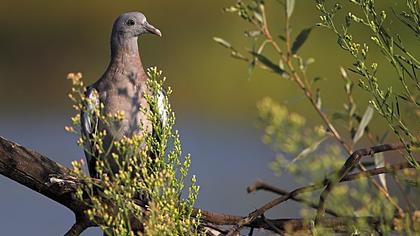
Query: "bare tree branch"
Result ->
[[315, 142, 406, 223], [247, 181, 339, 217], [225, 143, 410, 235], [64, 216, 94, 236], [0, 136, 416, 235], [0, 136, 86, 212]]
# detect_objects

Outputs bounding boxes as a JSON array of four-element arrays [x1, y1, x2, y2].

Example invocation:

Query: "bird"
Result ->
[[80, 12, 166, 178]]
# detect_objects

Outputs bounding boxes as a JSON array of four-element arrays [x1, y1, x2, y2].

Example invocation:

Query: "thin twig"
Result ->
[[315, 142, 406, 223], [226, 143, 408, 234], [247, 180, 339, 217], [248, 227, 254, 236], [240, 2, 405, 231], [279, 5, 403, 221], [262, 214, 283, 234], [343, 162, 413, 181], [0, 136, 415, 235], [64, 217, 93, 236]]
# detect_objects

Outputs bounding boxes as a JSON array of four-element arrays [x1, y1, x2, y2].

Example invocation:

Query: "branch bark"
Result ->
[[315, 142, 406, 223], [0, 136, 87, 213], [0, 136, 93, 233], [225, 143, 411, 235], [0, 136, 415, 235]]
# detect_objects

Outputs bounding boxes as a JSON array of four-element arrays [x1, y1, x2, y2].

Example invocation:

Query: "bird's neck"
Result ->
[[111, 36, 140, 59], [108, 37, 146, 81]]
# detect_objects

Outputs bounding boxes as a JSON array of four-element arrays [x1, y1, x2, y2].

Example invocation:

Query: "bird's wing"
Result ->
[[156, 89, 168, 128], [80, 87, 100, 177]]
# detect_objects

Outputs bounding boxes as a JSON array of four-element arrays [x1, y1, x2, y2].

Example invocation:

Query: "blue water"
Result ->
[[0, 114, 298, 235]]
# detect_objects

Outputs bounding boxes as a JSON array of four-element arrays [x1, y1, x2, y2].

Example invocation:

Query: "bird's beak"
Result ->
[[144, 21, 162, 37]]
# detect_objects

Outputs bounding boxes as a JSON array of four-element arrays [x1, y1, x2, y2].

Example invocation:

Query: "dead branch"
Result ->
[[0, 136, 416, 235], [225, 143, 411, 235], [247, 181, 339, 217], [315, 142, 406, 223]]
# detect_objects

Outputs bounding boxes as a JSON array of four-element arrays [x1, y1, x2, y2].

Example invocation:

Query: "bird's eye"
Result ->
[[126, 19, 135, 26]]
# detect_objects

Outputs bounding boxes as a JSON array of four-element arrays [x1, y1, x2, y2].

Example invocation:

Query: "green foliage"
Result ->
[[291, 27, 313, 55], [216, 0, 420, 234], [257, 97, 326, 159], [66, 69, 202, 236], [316, 0, 420, 166]]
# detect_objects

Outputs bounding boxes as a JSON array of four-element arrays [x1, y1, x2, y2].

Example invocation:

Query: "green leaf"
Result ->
[[245, 30, 261, 37], [291, 28, 312, 54], [254, 12, 263, 23], [213, 37, 248, 61], [223, 6, 238, 13], [278, 34, 286, 42], [312, 76, 325, 83], [212, 37, 232, 49], [304, 58, 315, 66], [332, 111, 348, 121], [247, 58, 256, 80], [231, 50, 248, 61], [353, 105, 374, 144], [286, 0, 295, 18], [292, 137, 327, 163], [374, 152, 387, 191], [315, 88, 322, 110], [250, 51, 289, 78]]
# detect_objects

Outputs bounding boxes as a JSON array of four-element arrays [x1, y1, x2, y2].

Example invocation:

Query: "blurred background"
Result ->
[[0, 0, 416, 235]]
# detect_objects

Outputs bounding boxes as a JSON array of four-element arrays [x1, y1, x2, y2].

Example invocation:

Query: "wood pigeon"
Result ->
[[81, 12, 166, 178]]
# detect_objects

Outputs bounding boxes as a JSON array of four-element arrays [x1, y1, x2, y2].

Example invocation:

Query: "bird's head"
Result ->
[[112, 12, 162, 39]]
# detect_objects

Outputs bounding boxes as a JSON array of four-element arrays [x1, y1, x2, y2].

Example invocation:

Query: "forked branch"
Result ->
[[0, 136, 415, 235]]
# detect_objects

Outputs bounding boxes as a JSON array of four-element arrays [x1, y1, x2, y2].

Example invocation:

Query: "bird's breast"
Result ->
[[99, 76, 152, 141]]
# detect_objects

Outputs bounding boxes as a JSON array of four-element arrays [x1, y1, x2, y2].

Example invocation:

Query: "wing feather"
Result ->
[[80, 87, 100, 177], [157, 90, 168, 128]]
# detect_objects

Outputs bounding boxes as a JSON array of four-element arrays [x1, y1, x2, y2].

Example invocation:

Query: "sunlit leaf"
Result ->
[[231, 50, 248, 61], [291, 28, 312, 54], [353, 105, 374, 144], [374, 152, 387, 191], [213, 37, 248, 61], [292, 137, 327, 163], [245, 30, 261, 37], [332, 111, 347, 121], [250, 51, 289, 78], [212, 37, 232, 49], [223, 6, 238, 13], [286, 0, 295, 18], [304, 58, 315, 67], [340, 66, 348, 79], [254, 12, 263, 23], [315, 88, 322, 110]]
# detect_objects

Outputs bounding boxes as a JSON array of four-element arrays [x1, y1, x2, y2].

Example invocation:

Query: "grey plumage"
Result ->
[[81, 12, 165, 177]]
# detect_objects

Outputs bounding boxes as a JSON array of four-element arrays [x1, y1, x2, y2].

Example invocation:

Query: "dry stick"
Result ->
[[0, 136, 413, 235], [366, 131, 415, 211], [0, 136, 234, 235], [261, 214, 283, 234], [64, 218, 94, 236], [248, 227, 254, 236], [225, 143, 409, 235], [342, 162, 412, 182], [247, 181, 339, 217], [315, 142, 406, 223]]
